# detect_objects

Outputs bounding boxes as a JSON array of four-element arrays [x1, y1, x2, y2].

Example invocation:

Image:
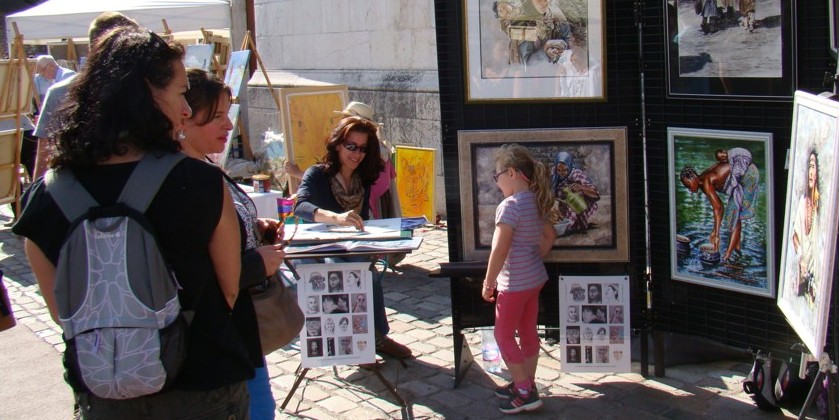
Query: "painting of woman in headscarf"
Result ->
[[552, 151, 601, 234]]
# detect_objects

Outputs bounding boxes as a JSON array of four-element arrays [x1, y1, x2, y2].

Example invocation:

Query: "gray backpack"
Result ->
[[45, 152, 189, 400]]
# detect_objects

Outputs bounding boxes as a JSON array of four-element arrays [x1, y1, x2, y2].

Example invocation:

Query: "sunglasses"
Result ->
[[342, 142, 368, 153], [492, 169, 508, 182]]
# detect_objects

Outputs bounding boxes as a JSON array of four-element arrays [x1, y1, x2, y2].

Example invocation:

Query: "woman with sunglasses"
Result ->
[[294, 116, 413, 360]]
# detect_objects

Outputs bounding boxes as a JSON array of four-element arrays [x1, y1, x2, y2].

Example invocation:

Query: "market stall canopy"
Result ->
[[6, 0, 230, 43]]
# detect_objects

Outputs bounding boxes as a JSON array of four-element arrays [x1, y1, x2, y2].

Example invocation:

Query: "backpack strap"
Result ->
[[44, 168, 99, 223], [118, 152, 187, 212]]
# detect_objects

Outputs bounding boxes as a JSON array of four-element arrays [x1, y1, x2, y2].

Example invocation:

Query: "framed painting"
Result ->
[[463, 0, 605, 102], [457, 127, 628, 262], [297, 262, 376, 368], [777, 91, 839, 358], [559, 275, 631, 373], [279, 85, 348, 190], [0, 59, 34, 115], [831, 0, 839, 58], [184, 44, 214, 71], [224, 50, 251, 99], [394, 145, 436, 222], [667, 127, 775, 297], [664, 0, 796, 100]]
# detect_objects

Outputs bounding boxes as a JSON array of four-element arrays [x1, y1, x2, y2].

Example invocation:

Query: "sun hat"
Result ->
[[335, 101, 381, 125]]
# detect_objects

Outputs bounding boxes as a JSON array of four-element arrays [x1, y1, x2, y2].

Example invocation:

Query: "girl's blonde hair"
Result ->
[[495, 144, 557, 223]]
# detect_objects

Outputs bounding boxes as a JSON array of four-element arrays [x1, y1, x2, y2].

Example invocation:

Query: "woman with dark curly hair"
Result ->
[[13, 26, 249, 418], [294, 116, 413, 360]]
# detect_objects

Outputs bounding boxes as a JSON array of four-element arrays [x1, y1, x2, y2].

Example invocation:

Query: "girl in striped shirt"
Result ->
[[482, 144, 557, 414]]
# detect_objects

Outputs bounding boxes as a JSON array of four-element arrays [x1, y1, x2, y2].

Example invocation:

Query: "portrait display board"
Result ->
[[279, 85, 348, 190], [457, 128, 628, 262], [296, 262, 375, 368], [777, 91, 839, 358], [394, 145, 436, 222], [664, 0, 796, 100], [667, 127, 775, 297], [559, 275, 630, 373], [463, 0, 605, 102]]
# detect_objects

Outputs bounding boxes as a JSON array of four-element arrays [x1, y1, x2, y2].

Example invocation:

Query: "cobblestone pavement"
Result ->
[[0, 206, 810, 419]]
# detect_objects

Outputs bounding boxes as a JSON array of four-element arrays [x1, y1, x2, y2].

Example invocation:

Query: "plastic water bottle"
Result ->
[[481, 328, 502, 373]]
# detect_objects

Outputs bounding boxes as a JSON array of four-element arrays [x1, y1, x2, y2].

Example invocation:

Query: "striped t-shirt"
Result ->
[[495, 190, 548, 292]]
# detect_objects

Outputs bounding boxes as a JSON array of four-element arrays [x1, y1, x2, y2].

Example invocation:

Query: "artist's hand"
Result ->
[[284, 161, 304, 180], [335, 210, 365, 231], [256, 243, 286, 276], [482, 282, 496, 302]]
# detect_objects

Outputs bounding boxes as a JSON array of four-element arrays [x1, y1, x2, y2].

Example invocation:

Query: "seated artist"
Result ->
[[293, 116, 412, 360]]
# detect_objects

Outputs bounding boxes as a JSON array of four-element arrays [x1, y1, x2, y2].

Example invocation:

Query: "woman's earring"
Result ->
[[177, 130, 186, 141]]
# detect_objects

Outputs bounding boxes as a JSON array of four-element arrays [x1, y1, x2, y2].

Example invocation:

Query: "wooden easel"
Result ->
[[0, 25, 35, 216], [200, 28, 229, 79], [222, 30, 283, 161]]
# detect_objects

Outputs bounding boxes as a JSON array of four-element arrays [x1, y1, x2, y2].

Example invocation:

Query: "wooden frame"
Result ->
[[667, 127, 775, 297], [279, 85, 348, 190], [664, 0, 796, 100], [394, 145, 436, 223], [777, 91, 839, 358], [457, 127, 628, 262], [463, 0, 606, 102]]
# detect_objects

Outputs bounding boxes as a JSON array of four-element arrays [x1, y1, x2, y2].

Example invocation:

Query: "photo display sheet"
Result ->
[[559, 275, 630, 373], [296, 262, 375, 368]]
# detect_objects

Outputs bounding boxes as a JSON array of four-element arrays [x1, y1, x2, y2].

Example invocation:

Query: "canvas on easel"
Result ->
[[394, 145, 435, 223], [184, 44, 215, 71], [279, 85, 348, 190], [777, 91, 839, 359], [224, 50, 250, 100]]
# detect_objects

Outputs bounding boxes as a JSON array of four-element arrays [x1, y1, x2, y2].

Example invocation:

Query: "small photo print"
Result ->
[[326, 337, 335, 356], [566, 326, 580, 344], [584, 346, 593, 363], [609, 326, 624, 344], [351, 293, 367, 313], [569, 283, 586, 303], [327, 271, 344, 292], [322, 317, 336, 336], [352, 314, 368, 334], [612, 349, 625, 361], [587, 283, 603, 303], [566, 346, 582, 363], [356, 339, 369, 352], [308, 271, 326, 293], [604, 283, 620, 304], [566, 305, 580, 323], [338, 336, 354, 355], [305, 317, 322, 337], [336, 316, 351, 334], [596, 345, 610, 363], [581, 305, 608, 323], [609, 305, 625, 324], [346, 270, 364, 291], [322, 294, 350, 314], [594, 326, 608, 343], [304, 295, 320, 315], [581, 326, 595, 343], [307, 338, 323, 357]]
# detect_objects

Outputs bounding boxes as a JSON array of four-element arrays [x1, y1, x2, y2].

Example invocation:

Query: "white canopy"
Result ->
[[7, 0, 230, 43]]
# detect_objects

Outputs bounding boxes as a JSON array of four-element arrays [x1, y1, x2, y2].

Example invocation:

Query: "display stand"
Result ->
[[280, 361, 411, 418]]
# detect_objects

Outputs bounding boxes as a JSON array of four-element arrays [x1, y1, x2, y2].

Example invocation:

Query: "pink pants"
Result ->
[[494, 284, 543, 365]]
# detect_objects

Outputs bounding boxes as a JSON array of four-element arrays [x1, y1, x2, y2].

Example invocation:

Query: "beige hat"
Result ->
[[336, 101, 380, 124]]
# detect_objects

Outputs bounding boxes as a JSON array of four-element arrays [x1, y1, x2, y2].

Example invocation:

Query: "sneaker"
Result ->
[[494, 382, 515, 399], [499, 388, 542, 414], [375, 336, 413, 359]]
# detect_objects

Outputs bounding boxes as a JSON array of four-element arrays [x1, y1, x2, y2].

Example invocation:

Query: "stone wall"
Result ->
[[246, 0, 445, 217]]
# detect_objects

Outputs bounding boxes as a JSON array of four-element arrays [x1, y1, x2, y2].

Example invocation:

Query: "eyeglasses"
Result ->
[[492, 169, 508, 182], [342, 142, 368, 153]]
